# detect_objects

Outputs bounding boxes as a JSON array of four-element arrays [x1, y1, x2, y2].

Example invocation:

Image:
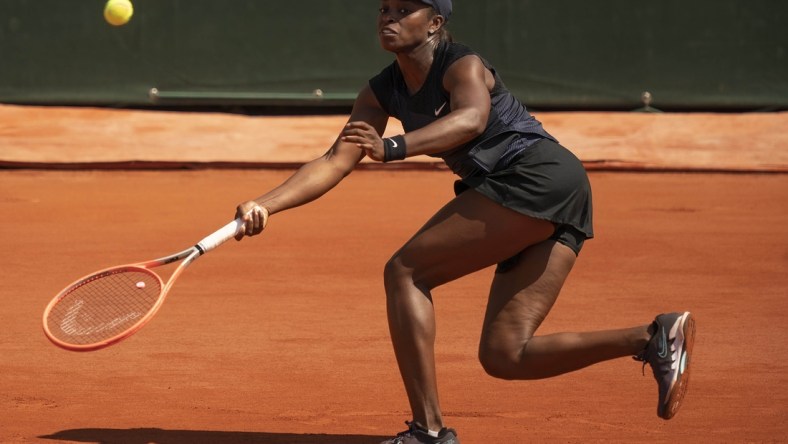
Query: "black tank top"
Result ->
[[369, 41, 556, 178]]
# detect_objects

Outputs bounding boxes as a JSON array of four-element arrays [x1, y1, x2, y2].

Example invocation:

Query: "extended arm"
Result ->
[[236, 85, 389, 237]]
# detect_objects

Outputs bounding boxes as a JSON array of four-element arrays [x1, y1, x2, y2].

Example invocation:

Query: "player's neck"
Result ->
[[396, 39, 440, 95]]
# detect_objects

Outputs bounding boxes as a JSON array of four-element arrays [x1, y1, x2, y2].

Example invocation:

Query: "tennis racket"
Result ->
[[42, 218, 245, 352]]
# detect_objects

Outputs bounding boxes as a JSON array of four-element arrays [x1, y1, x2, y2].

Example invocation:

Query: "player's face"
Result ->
[[378, 0, 435, 52]]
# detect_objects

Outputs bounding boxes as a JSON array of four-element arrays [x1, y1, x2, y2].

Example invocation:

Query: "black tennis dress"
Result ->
[[369, 41, 593, 258]]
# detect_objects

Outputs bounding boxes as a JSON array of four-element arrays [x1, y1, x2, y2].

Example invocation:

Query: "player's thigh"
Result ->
[[479, 240, 577, 353], [386, 189, 555, 291]]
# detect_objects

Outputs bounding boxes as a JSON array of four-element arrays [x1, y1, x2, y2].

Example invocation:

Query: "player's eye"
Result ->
[[378, 5, 411, 17]]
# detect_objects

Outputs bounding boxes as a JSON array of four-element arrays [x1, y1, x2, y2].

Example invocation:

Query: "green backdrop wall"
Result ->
[[1, 0, 786, 110]]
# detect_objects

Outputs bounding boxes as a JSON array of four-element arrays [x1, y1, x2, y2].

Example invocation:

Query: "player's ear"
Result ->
[[428, 14, 445, 35]]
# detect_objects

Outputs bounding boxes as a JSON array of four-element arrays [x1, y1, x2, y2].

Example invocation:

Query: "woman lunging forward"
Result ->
[[235, 1, 695, 442]]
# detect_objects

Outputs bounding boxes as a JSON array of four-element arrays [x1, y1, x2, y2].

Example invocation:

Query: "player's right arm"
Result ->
[[235, 84, 389, 238]]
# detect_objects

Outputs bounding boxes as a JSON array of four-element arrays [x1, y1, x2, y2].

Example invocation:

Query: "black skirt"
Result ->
[[455, 138, 594, 243]]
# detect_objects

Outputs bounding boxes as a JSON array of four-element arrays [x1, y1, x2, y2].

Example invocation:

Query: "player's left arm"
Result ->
[[407, 55, 492, 156], [342, 55, 492, 160]]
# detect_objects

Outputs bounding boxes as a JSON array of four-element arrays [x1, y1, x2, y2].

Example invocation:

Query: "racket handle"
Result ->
[[196, 218, 244, 254]]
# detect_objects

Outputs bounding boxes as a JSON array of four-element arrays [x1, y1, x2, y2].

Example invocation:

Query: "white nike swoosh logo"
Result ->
[[391, 139, 398, 148], [434, 102, 447, 116], [657, 327, 668, 358]]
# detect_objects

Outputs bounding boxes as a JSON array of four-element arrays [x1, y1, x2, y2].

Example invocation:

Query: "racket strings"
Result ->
[[47, 268, 162, 345]]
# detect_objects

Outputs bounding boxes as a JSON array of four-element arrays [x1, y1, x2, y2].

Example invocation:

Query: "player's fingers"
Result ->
[[343, 134, 378, 149], [341, 122, 376, 140], [259, 206, 270, 230], [247, 204, 269, 236], [235, 201, 261, 240], [344, 121, 373, 131], [253, 207, 263, 234], [341, 133, 368, 143], [247, 210, 257, 235], [341, 136, 368, 151], [239, 212, 254, 239], [246, 209, 257, 236]]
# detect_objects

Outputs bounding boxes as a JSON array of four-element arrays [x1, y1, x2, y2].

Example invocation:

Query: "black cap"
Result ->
[[420, 0, 452, 22]]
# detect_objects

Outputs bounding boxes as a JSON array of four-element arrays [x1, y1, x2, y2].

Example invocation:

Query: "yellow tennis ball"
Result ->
[[104, 0, 134, 27]]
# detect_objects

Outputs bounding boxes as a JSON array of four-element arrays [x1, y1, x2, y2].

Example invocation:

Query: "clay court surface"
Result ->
[[1, 106, 787, 443]]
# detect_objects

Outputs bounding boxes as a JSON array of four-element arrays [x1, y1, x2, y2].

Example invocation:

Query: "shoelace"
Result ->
[[632, 349, 648, 376], [633, 339, 677, 377], [391, 421, 417, 443], [632, 320, 658, 376]]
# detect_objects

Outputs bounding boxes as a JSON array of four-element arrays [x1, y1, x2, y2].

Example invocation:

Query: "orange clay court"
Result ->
[[1, 105, 787, 443]]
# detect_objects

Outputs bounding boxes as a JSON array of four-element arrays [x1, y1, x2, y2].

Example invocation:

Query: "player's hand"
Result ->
[[235, 201, 269, 240], [341, 121, 385, 161]]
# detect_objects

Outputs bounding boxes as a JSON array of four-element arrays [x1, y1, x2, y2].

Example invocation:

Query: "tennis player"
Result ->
[[235, 1, 696, 442]]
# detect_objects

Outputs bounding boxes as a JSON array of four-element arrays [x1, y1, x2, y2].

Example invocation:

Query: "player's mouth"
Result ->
[[380, 27, 398, 36]]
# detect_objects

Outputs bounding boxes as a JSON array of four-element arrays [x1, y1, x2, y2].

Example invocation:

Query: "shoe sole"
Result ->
[[660, 311, 695, 419]]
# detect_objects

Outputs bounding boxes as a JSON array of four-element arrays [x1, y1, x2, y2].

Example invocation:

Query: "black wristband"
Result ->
[[383, 135, 407, 162]]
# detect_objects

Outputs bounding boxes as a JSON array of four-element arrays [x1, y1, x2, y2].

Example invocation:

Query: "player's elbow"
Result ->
[[457, 109, 487, 140], [333, 158, 358, 178], [320, 149, 359, 178]]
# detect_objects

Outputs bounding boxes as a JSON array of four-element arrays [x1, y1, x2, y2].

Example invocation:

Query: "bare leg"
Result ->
[[384, 190, 555, 431], [478, 240, 652, 380]]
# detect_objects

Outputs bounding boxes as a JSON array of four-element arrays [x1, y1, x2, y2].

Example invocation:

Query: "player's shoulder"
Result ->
[[442, 41, 478, 61], [369, 60, 398, 84], [444, 41, 476, 55], [441, 41, 495, 76], [437, 41, 483, 74], [367, 60, 401, 115]]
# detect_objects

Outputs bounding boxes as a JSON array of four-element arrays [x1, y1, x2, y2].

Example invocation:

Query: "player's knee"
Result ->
[[383, 254, 411, 291], [384, 250, 436, 294], [478, 343, 523, 380]]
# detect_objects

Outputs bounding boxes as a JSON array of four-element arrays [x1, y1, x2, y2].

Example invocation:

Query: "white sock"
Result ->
[[427, 429, 440, 438]]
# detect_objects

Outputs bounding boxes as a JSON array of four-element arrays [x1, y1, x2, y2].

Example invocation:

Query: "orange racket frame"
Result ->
[[43, 218, 244, 351]]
